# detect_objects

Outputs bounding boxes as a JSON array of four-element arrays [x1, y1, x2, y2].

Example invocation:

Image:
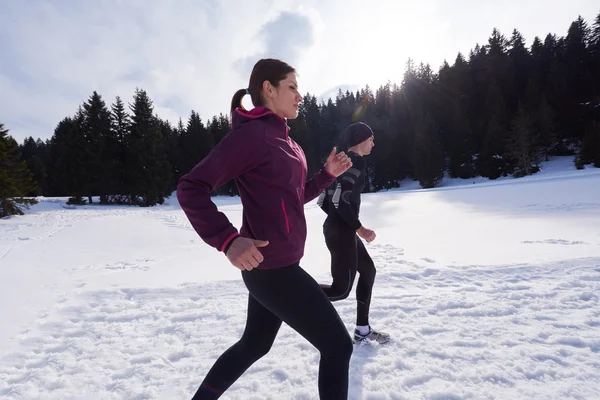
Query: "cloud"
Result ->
[[235, 10, 318, 79], [259, 11, 317, 64]]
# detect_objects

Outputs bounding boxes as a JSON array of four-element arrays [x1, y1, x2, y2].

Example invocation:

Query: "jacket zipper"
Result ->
[[281, 198, 290, 234]]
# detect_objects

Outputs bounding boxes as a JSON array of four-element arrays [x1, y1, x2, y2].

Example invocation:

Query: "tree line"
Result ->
[[1, 12, 599, 217]]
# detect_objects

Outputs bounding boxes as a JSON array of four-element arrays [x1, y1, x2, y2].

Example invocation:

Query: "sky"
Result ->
[[1, 0, 598, 143]]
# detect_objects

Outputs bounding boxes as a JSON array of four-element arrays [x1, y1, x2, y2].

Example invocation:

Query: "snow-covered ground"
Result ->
[[1, 156, 600, 399]]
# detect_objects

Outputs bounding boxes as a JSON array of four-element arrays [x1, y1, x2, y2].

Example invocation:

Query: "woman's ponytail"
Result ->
[[230, 88, 248, 119]]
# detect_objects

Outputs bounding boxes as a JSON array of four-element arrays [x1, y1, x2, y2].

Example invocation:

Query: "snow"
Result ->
[[1, 156, 600, 399]]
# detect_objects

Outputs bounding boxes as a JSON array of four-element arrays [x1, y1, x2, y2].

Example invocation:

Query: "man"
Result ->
[[318, 122, 390, 344]]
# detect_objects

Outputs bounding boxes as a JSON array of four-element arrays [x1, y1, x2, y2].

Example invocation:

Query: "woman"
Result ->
[[177, 58, 354, 400]]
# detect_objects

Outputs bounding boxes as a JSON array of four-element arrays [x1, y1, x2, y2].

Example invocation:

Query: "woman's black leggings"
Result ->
[[192, 263, 353, 400], [320, 220, 377, 327]]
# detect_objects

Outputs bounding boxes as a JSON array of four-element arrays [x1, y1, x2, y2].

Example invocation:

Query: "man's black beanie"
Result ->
[[345, 122, 374, 148]]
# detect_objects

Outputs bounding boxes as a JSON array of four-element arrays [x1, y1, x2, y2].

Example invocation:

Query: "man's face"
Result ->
[[359, 136, 375, 155]]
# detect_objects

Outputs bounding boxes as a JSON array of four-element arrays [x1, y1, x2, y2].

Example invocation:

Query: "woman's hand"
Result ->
[[226, 237, 269, 271], [324, 147, 353, 177]]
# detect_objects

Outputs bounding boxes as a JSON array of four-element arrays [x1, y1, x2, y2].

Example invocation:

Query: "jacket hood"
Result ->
[[231, 106, 288, 135]]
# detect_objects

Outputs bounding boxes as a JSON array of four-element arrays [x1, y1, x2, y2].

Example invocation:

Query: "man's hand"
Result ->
[[356, 226, 376, 243], [226, 237, 269, 270], [324, 147, 352, 177]]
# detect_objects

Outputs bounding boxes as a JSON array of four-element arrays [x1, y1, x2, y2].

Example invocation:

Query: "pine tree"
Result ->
[[178, 111, 201, 175], [290, 94, 321, 174], [38, 139, 53, 194], [480, 29, 512, 145], [388, 72, 415, 185], [562, 17, 592, 142], [593, 11, 600, 46], [163, 118, 182, 187], [575, 121, 600, 168], [508, 29, 531, 114], [19, 137, 47, 196], [0, 123, 38, 217], [49, 111, 88, 203], [593, 124, 600, 168], [321, 98, 341, 152], [438, 53, 476, 178], [412, 110, 445, 188], [304, 94, 322, 174], [477, 80, 510, 178], [591, 12, 600, 97], [176, 118, 186, 139], [111, 96, 129, 145], [507, 103, 539, 177], [468, 45, 490, 150], [179, 110, 213, 174], [318, 98, 341, 167], [24, 154, 46, 196], [565, 17, 591, 96], [109, 96, 130, 203], [536, 96, 559, 160], [447, 104, 475, 178], [124, 88, 173, 206], [171, 117, 186, 183], [486, 29, 511, 91], [369, 83, 403, 191], [82, 91, 113, 203]]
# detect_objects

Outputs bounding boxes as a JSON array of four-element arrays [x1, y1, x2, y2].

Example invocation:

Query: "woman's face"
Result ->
[[266, 72, 303, 119]]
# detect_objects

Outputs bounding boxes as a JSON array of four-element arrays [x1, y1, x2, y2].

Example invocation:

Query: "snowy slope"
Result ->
[[1, 156, 599, 399]]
